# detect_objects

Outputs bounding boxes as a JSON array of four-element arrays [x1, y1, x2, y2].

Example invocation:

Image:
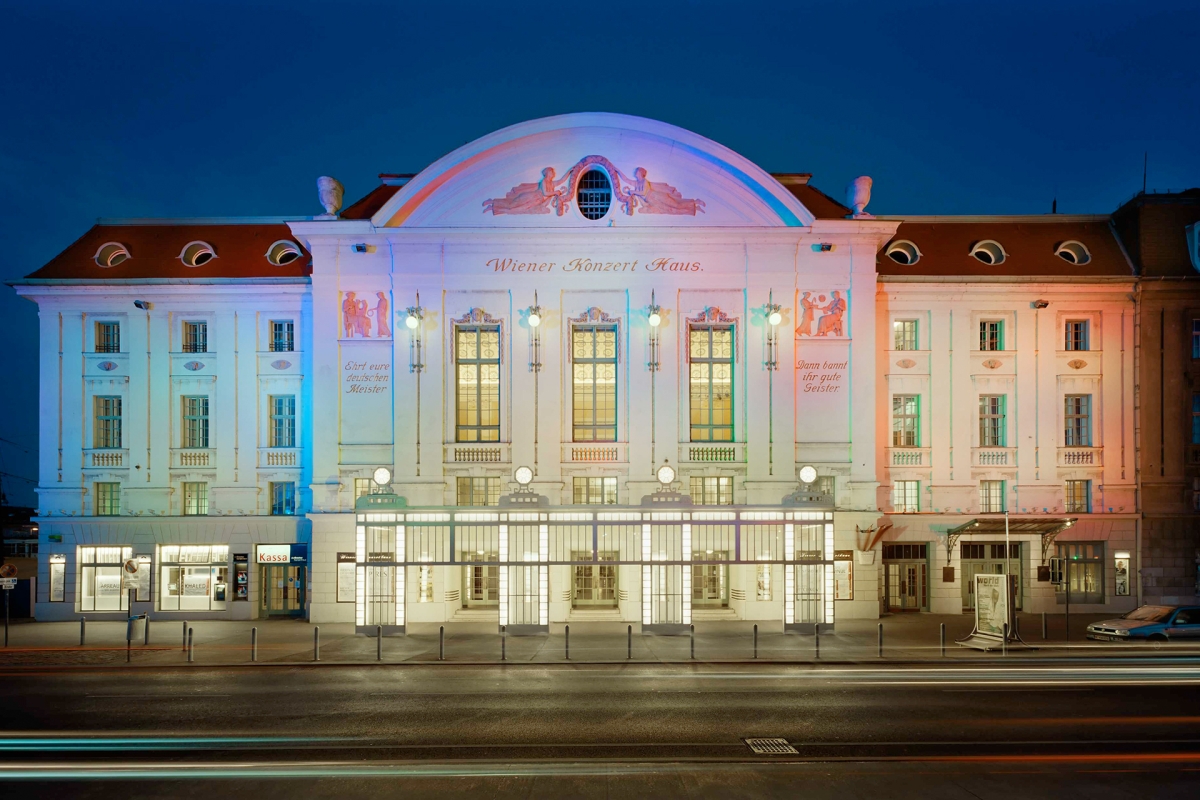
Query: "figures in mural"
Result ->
[[373, 292, 391, 337], [795, 291, 846, 337], [816, 291, 845, 337], [342, 292, 358, 338], [482, 167, 570, 215], [619, 167, 706, 215], [342, 292, 391, 338], [796, 291, 817, 337]]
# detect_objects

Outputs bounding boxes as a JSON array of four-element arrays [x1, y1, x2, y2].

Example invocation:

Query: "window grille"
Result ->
[[573, 476, 617, 505], [979, 480, 1005, 513], [1064, 480, 1091, 513], [456, 477, 500, 506], [572, 325, 618, 442], [893, 319, 917, 351], [94, 482, 121, 516], [576, 169, 612, 220], [689, 325, 734, 442], [183, 482, 209, 515], [1065, 320, 1089, 351], [269, 395, 296, 447], [182, 321, 208, 353], [455, 326, 501, 442], [891, 480, 919, 513], [892, 395, 919, 447], [95, 321, 120, 353], [979, 395, 1005, 447], [271, 320, 295, 352], [883, 543, 927, 560], [979, 320, 1003, 351], [690, 476, 734, 505], [181, 396, 209, 448], [270, 482, 296, 515], [1064, 395, 1091, 446], [93, 396, 122, 449]]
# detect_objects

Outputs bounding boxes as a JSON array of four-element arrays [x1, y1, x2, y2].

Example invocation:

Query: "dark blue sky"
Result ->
[[1, 0, 1197, 506]]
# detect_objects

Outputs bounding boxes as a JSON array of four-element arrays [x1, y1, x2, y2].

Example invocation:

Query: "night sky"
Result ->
[[1, 0, 1196, 507]]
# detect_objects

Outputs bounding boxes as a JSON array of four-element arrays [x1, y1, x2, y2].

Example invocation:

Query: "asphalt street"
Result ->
[[3, 661, 1200, 797]]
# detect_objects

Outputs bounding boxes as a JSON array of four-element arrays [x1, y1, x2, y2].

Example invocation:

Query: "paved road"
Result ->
[[3, 662, 1199, 797]]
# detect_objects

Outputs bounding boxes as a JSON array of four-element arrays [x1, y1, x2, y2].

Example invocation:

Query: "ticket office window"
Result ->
[[159, 544, 230, 611], [78, 546, 133, 611]]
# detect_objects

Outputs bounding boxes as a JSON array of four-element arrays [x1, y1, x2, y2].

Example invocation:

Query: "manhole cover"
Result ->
[[744, 737, 798, 755]]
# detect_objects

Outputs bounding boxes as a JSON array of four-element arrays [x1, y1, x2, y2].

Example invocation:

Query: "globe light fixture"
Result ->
[[768, 308, 782, 326], [514, 465, 534, 486], [405, 313, 420, 329], [799, 465, 818, 485], [373, 466, 393, 487], [656, 462, 676, 486], [648, 310, 662, 327]]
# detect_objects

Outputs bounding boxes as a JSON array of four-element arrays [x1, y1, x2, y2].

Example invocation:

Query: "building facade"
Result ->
[[12, 113, 1184, 627]]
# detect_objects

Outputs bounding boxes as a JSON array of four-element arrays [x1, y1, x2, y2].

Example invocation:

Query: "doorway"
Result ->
[[261, 565, 305, 616], [883, 543, 928, 612], [961, 542, 1022, 610], [463, 553, 499, 607], [573, 551, 617, 607], [692, 550, 729, 607]]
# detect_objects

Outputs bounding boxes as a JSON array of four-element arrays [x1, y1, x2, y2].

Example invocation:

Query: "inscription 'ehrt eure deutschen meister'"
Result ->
[[486, 256, 702, 274]]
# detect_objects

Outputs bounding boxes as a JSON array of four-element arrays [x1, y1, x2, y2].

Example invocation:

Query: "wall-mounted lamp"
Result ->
[[133, 300, 151, 310], [647, 290, 662, 372], [764, 290, 782, 371], [405, 291, 424, 373], [1032, 300, 1049, 309], [527, 291, 543, 373]]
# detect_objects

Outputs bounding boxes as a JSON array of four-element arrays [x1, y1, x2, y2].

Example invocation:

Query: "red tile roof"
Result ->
[[878, 218, 1132, 277], [23, 223, 310, 281], [340, 183, 404, 220], [771, 174, 851, 219]]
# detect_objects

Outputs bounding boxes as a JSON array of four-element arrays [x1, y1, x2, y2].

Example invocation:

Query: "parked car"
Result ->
[[1086, 605, 1200, 642]]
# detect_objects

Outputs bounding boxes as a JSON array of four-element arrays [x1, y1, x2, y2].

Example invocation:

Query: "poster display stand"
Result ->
[[957, 573, 1034, 651]]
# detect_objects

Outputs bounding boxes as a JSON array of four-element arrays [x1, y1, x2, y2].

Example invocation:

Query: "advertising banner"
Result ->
[[337, 552, 357, 603], [974, 573, 1009, 638]]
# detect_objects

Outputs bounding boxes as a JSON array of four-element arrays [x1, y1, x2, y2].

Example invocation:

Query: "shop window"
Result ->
[[1064, 395, 1092, 446], [181, 396, 209, 448], [979, 320, 1004, 351], [271, 320, 295, 352], [892, 480, 919, 513], [49, 554, 66, 602], [95, 321, 120, 353], [893, 319, 918, 351], [572, 324, 618, 442], [456, 476, 500, 506], [1055, 542, 1104, 604], [93, 396, 122, 449], [182, 321, 208, 353], [78, 545, 132, 611], [892, 394, 919, 447], [269, 395, 296, 447], [1065, 480, 1091, 513], [573, 476, 617, 505], [979, 480, 1005, 513], [183, 482, 209, 515], [756, 564, 772, 601], [94, 482, 120, 516], [689, 325, 734, 442], [270, 482, 296, 515], [1065, 320, 1089, 351], [690, 476, 733, 505], [455, 325, 501, 443], [159, 544, 230, 611], [979, 395, 1006, 447]]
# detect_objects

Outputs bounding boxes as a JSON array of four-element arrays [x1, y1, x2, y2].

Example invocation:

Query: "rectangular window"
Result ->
[[893, 319, 918, 351], [94, 482, 121, 516], [78, 545, 133, 611], [1064, 480, 1091, 513], [182, 321, 208, 353], [49, 555, 66, 602], [979, 320, 1003, 351], [456, 477, 500, 506], [1193, 393, 1200, 445], [269, 395, 296, 447], [1193, 320, 1200, 359], [690, 476, 734, 505], [93, 396, 122, 448], [159, 544, 230, 612], [891, 480, 919, 513], [756, 564, 772, 601], [892, 395, 919, 447], [455, 326, 501, 442], [572, 476, 617, 505], [1064, 394, 1092, 446], [572, 325, 618, 442], [689, 325, 734, 442], [270, 482, 296, 515], [814, 475, 835, 497], [979, 480, 1005, 513], [979, 395, 1005, 447], [183, 482, 209, 515], [95, 321, 120, 353], [181, 396, 209, 448], [354, 478, 371, 500], [1065, 320, 1089, 351], [418, 565, 434, 602], [270, 320, 295, 352]]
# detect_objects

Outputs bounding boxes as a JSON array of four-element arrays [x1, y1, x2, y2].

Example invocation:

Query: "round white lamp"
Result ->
[[514, 465, 534, 486], [768, 308, 782, 326], [527, 310, 541, 328], [798, 465, 818, 485], [373, 466, 393, 486], [405, 313, 420, 329], [656, 463, 676, 486], [648, 310, 662, 328]]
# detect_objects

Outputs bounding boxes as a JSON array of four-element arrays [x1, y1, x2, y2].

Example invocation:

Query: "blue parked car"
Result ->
[[1086, 605, 1200, 642]]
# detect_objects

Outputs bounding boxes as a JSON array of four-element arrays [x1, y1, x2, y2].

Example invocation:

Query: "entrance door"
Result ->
[[463, 553, 499, 607], [961, 543, 1022, 610], [572, 551, 617, 607], [882, 543, 929, 612], [692, 551, 729, 607], [261, 565, 305, 616]]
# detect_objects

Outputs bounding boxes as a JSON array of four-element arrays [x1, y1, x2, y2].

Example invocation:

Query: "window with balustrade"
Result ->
[[572, 324, 618, 442], [893, 319, 918, 351], [689, 325, 734, 442], [181, 396, 209, 448], [979, 395, 1005, 447], [891, 480, 919, 513], [573, 476, 617, 505], [182, 321, 208, 353], [269, 395, 296, 448], [690, 476, 733, 505], [892, 395, 920, 447], [456, 477, 500, 506], [455, 325, 501, 443], [93, 396, 122, 449], [1064, 395, 1091, 447], [95, 321, 120, 353], [1065, 320, 1089, 351]]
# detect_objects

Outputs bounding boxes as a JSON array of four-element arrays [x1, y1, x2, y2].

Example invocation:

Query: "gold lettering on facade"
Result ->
[[486, 256, 703, 275], [344, 359, 391, 394]]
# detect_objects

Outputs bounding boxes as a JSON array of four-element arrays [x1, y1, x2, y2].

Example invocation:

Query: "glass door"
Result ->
[[692, 551, 729, 607], [886, 561, 926, 611], [262, 565, 305, 616], [572, 551, 617, 607], [462, 553, 499, 607]]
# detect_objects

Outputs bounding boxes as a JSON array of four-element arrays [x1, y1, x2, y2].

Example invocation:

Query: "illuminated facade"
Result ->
[[15, 113, 1177, 625]]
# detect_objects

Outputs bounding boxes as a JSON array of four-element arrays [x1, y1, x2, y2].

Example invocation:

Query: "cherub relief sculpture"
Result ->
[[795, 291, 846, 338], [482, 156, 704, 218], [341, 291, 391, 339]]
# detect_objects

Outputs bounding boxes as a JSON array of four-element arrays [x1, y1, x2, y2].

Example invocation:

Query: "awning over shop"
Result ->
[[948, 517, 1077, 537]]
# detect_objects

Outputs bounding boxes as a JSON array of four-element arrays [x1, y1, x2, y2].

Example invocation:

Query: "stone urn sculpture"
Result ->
[[846, 175, 873, 218], [317, 176, 345, 217]]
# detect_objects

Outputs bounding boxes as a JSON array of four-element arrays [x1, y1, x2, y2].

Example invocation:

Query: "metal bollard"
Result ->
[[690, 624, 695, 660], [182, 620, 189, 651], [439, 625, 445, 661], [187, 627, 194, 662], [1002, 623, 1008, 657], [627, 625, 632, 660], [1042, 611, 1048, 640], [878, 622, 884, 658], [80, 617, 86, 647], [251, 627, 258, 662], [314, 627, 320, 662], [815, 627, 820, 660], [126, 618, 133, 663], [501, 625, 506, 661], [753, 623, 758, 660], [377, 626, 382, 661], [143, 615, 150, 647], [565, 625, 570, 661], [940, 622, 946, 658]]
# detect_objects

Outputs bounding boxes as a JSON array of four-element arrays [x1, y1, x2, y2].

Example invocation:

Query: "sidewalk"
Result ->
[[3, 611, 1195, 668]]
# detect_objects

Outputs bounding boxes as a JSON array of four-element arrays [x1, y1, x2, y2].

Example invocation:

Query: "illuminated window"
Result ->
[[814, 475, 835, 497], [892, 395, 919, 447], [181, 396, 209, 448], [573, 476, 617, 505], [95, 321, 120, 353], [1064, 395, 1091, 446], [756, 564, 772, 601], [159, 544, 230, 611], [94, 396, 122, 448], [689, 325, 734, 442], [78, 545, 133, 611], [418, 565, 434, 602], [979, 395, 1005, 447], [690, 476, 733, 505], [94, 482, 121, 516], [979, 480, 1005, 513], [455, 325, 501, 442], [456, 477, 500, 506], [576, 169, 612, 220], [892, 480, 919, 513], [271, 320, 294, 352], [354, 478, 371, 499], [893, 319, 917, 351], [572, 325, 618, 442], [979, 320, 1003, 351], [270, 482, 296, 515], [183, 482, 209, 515], [269, 395, 296, 447], [1064, 480, 1091, 513], [1065, 320, 1089, 351], [182, 321, 207, 353]]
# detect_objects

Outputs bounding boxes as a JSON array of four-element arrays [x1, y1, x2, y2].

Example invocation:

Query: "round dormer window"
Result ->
[[180, 241, 216, 267], [885, 240, 921, 265], [969, 240, 1007, 265], [94, 242, 130, 268], [576, 169, 612, 220], [1055, 240, 1091, 265], [266, 240, 302, 266]]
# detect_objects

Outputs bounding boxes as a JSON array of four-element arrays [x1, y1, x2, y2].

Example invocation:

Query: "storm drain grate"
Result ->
[[744, 737, 798, 755]]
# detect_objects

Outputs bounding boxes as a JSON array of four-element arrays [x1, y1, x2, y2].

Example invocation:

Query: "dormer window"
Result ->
[[885, 240, 921, 265], [1055, 240, 1091, 265], [180, 241, 216, 267], [969, 240, 1007, 265], [94, 242, 130, 267], [266, 240, 302, 266], [576, 169, 612, 220]]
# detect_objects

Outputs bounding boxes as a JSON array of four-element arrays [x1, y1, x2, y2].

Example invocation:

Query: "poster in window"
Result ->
[[337, 552, 356, 603], [49, 559, 65, 602], [95, 574, 122, 597], [182, 575, 211, 597], [833, 556, 853, 601], [1114, 551, 1130, 596]]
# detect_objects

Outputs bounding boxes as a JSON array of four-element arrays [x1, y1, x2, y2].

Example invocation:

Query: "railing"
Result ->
[[448, 444, 509, 464], [1058, 447, 1100, 467], [566, 445, 624, 463], [888, 448, 930, 468], [973, 447, 1015, 467], [85, 449, 126, 468], [684, 445, 742, 463], [173, 449, 214, 468], [256, 448, 300, 468]]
